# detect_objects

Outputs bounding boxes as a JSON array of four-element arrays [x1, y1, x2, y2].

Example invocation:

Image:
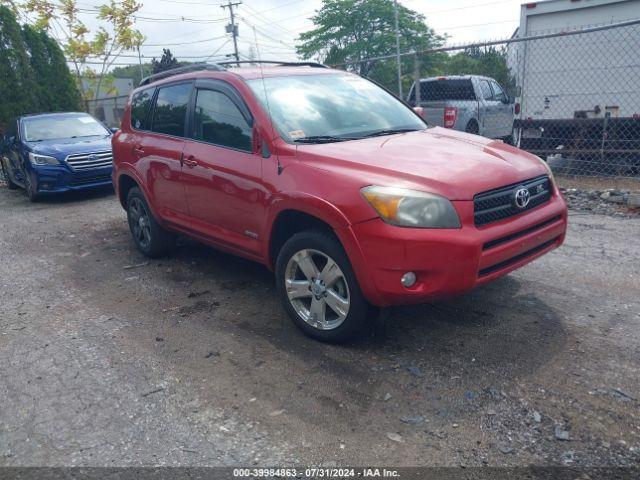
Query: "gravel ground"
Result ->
[[0, 182, 639, 468]]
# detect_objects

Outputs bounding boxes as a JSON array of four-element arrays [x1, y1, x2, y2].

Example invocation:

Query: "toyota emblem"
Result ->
[[514, 187, 531, 209]]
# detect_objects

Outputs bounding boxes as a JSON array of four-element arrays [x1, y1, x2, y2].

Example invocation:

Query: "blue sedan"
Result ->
[[1, 112, 114, 201]]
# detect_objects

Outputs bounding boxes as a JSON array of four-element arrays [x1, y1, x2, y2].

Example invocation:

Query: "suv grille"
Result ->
[[65, 151, 113, 171], [474, 175, 551, 227]]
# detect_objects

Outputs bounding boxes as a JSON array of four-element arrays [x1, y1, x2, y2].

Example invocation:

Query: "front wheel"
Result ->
[[23, 171, 40, 202], [275, 230, 369, 343]]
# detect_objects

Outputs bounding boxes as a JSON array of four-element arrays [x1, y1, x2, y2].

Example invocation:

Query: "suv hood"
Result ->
[[28, 136, 112, 159], [295, 127, 548, 200]]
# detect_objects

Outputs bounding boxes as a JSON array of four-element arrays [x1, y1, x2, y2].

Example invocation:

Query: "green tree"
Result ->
[[16, 0, 144, 100], [0, 5, 37, 131], [297, 0, 443, 78], [112, 63, 153, 87], [435, 47, 515, 96], [151, 48, 179, 74], [22, 24, 80, 112]]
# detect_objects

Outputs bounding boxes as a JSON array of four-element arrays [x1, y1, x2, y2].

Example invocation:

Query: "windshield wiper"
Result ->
[[360, 128, 422, 138], [293, 135, 356, 144]]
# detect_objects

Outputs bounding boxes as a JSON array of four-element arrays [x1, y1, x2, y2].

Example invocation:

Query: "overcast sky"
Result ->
[[63, 0, 529, 68]]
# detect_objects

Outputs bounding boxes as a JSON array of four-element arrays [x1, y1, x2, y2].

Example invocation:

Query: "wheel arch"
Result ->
[[268, 209, 338, 271], [117, 173, 138, 209], [265, 194, 353, 269]]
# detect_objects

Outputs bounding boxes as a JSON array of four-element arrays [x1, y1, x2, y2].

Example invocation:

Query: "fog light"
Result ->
[[401, 271, 417, 288]]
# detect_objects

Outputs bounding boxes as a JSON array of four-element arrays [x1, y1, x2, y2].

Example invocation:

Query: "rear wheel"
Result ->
[[126, 187, 175, 258], [1, 157, 18, 190], [276, 230, 369, 343], [465, 120, 479, 135]]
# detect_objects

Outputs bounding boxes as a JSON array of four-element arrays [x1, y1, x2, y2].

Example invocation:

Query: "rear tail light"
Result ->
[[444, 107, 458, 128], [514, 102, 521, 115]]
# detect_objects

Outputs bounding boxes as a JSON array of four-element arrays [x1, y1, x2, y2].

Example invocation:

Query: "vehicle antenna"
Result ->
[[253, 26, 283, 175]]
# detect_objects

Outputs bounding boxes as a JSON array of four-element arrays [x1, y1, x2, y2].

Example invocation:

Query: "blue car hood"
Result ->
[[28, 136, 112, 159]]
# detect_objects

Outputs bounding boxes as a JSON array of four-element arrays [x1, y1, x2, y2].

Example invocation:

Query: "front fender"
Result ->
[[263, 192, 384, 305]]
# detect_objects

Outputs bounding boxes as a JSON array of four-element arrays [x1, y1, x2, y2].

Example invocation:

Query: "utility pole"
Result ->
[[393, 0, 402, 98], [221, 0, 241, 64], [136, 43, 144, 85]]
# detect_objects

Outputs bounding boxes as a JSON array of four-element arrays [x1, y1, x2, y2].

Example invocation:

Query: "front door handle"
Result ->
[[132, 145, 144, 157], [182, 154, 198, 168]]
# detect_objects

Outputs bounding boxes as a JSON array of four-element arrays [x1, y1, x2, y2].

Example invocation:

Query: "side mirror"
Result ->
[[252, 126, 271, 158], [413, 106, 425, 118]]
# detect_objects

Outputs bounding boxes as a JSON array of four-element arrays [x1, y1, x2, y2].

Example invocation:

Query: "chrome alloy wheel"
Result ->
[[129, 197, 152, 249], [284, 249, 350, 330]]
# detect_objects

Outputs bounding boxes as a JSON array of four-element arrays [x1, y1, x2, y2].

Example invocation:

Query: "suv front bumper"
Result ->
[[338, 192, 568, 307]]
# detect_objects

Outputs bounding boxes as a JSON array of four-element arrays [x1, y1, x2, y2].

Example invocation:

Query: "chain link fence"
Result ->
[[332, 20, 640, 178], [85, 95, 129, 129]]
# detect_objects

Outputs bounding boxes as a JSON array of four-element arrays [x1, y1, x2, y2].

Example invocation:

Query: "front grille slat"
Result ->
[[65, 151, 113, 171], [474, 175, 551, 226]]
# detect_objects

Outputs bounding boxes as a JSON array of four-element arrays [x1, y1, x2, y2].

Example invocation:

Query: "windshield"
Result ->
[[22, 114, 110, 142], [247, 73, 425, 143]]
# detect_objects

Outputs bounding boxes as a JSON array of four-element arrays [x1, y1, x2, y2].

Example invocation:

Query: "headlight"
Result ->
[[537, 156, 556, 184], [28, 152, 59, 166], [361, 186, 461, 228]]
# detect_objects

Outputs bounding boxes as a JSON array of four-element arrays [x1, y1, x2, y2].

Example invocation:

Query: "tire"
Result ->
[[126, 187, 175, 258], [1, 157, 19, 190], [465, 121, 479, 135], [275, 229, 369, 343], [23, 171, 40, 202]]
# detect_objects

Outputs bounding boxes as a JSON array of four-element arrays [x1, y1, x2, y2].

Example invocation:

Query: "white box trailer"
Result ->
[[508, 0, 640, 171]]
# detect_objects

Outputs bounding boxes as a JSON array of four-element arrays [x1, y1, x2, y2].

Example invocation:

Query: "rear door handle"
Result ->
[[182, 154, 198, 168]]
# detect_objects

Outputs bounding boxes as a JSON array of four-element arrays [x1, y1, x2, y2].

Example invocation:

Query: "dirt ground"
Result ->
[[0, 182, 639, 468]]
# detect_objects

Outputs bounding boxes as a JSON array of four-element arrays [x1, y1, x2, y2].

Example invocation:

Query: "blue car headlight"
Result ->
[[28, 152, 59, 166]]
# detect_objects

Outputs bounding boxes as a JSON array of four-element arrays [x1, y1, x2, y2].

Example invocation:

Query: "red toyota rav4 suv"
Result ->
[[112, 62, 567, 343]]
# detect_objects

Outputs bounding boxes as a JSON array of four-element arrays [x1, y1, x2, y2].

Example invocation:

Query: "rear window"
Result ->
[[130, 88, 154, 130], [418, 79, 476, 101], [150, 83, 192, 137]]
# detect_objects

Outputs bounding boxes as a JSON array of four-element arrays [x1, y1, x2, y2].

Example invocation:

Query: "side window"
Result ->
[[130, 88, 154, 130], [150, 83, 192, 137], [491, 81, 507, 102], [192, 89, 252, 152], [479, 80, 493, 101]]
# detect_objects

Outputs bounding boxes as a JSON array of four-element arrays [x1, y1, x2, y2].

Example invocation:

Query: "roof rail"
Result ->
[[218, 60, 329, 69], [139, 63, 226, 87]]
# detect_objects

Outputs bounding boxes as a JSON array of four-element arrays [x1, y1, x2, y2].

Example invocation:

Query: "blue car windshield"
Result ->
[[22, 115, 110, 142], [247, 73, 425, 142]]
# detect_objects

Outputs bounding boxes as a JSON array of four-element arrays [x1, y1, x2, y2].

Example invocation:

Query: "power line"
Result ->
[[144, 34, 228, 47], [240, 17, 297, 50], [204, 39, 232, 62]]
